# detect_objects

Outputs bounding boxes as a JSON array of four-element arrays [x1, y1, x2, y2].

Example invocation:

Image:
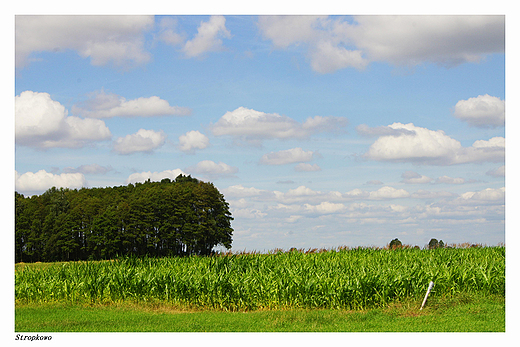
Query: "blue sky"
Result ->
[[14, 13, 507, 251]]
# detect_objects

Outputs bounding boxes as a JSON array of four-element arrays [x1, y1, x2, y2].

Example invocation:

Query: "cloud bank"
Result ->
[[258, 15, 505, 73]]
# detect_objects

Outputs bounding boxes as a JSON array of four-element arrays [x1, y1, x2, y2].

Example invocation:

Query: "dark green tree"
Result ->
[[14, 174, 234, 262], [389, 238, 402, 250], [428, 238, 439, 249]]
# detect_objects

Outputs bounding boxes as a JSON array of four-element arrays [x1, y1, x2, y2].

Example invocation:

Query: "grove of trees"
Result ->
[[15, 175, 234, 263]]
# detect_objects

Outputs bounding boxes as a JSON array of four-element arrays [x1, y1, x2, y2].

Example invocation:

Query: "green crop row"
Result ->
[[15, 247, 505, 311]]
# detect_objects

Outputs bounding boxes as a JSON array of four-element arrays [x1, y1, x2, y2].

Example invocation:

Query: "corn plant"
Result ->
[[15, 246, 505, 310]]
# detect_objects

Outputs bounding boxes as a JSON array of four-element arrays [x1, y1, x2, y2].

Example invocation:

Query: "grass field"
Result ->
[[15, 246, 505, 332], [15, 293, 504, 332]]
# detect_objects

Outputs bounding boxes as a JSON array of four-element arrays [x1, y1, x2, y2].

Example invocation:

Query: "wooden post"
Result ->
[[420, 281, 434, 310]]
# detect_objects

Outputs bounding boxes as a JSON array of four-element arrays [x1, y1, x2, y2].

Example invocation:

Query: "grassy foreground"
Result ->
[[15, 293, 504, 332]]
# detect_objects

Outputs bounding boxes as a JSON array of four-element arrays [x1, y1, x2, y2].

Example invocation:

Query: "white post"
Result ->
[[420, 281, 434, 310]]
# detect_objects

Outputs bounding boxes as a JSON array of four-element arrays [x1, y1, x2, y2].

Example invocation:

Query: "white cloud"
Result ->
[[356, 124, 415, 137], [410, 190, 456, 199], [338, 16, 504, 67], [156, 17, 185, 46], [471, 136, 505, 148], [222, 185, 274, 199], [211, 107, 348, 144], [182, 16, 231, 58], [232, 208, 267, 219], [113, 129, 167, 155], [186, 160, 238, 180], [486, 165, 505, 177], [309, 40, 368, 73], [453, 94, 505, 128], [304, 201, 346, 215], [435, 176, 466, 184], [260, 148, 316, 165], [125, 169, 186, 184], [178, 130, 210, 154], [369, 186, 410, 200], [401, 171, 433, 184], [453, 187, 505, 205], [294, 163, 322, 172], [364, 123, 504, 165], [15, 91, 111, 149], [16, 170, 87, 195], [257, 15, 326, 48], [286, 186, 320, 198], [16, 15, 154, 69], [72, 90, 191, 118], [258, 15, 504, 74]]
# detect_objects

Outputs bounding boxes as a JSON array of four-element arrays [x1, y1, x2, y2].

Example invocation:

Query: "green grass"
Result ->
[[15, 293, 504, 332]]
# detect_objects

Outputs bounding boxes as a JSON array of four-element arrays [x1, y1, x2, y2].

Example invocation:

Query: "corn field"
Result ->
[[15, 246, 505, 310]]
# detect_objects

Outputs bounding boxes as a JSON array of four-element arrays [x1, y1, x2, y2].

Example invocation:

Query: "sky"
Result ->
[[13, 12, 508, 252]]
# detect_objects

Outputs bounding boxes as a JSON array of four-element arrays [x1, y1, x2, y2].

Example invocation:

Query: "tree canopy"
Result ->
[[389, 238, 402, 250], [15, 175, 233, 262]]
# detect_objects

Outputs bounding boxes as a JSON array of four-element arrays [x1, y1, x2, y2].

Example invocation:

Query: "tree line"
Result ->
[[15, 175, 234, 263]]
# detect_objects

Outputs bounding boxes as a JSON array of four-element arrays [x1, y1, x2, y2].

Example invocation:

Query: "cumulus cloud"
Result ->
[[410, 190, 456, 199], [258, 15, 369, 74], [211, 107, 348, 144], [369, 186, 410, 200], [452, 187, 505, 205], [16, 15, 154, 69], [15, 91, 111, 149], [260, 148, 316, 165], [453, 94, 505, 127], [125, 169, 186, 184], [364, 123, 504, 165], [222, 185, 274, 199], [113, 129, 167, 155], [178, 130, 210, 154], [186, 160, 238, 180], [401, 171, 433, 184], [309, 40, 368, 73], [258, 15, 504, 74], [435, 176, 466, 184], [72, 90, 191, 118], [156, 17, 185, 46], [294, 163, 322, 172], [16, 170, 87, 195], [182, 16, 231, 58], [304, 201, 346, 215], [486, 165, 505, 177], [356, 124, 415, 137], [257, 15, 326, 48], [337, 16, 504, 67]]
